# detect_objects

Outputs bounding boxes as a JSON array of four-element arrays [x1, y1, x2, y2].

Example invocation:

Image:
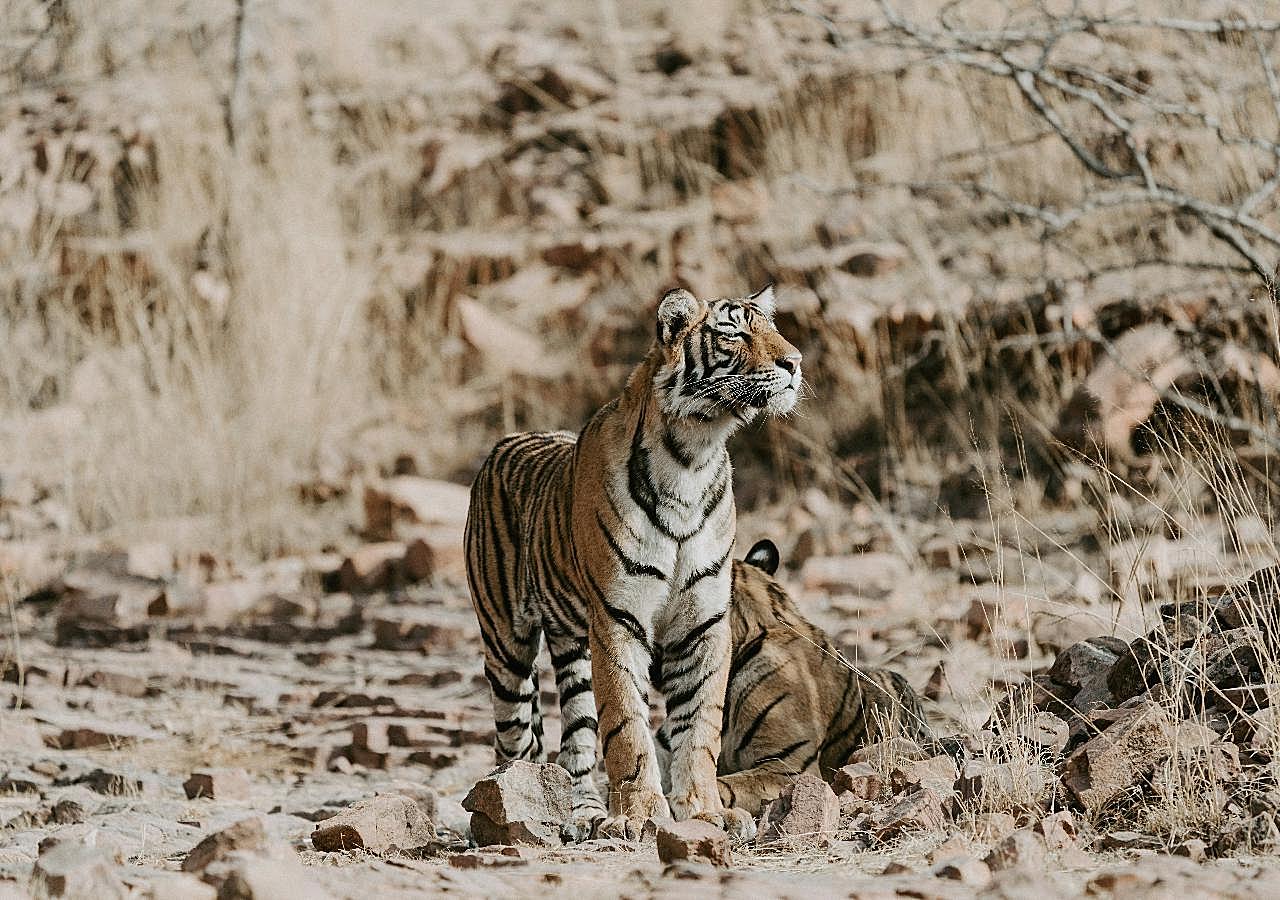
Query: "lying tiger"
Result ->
[[655, 539, 934, 815]]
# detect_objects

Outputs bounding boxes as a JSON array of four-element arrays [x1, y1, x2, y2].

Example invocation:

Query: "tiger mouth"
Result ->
[[748, 384, 796, 409]]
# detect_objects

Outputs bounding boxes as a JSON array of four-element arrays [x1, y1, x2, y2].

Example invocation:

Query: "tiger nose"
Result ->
[[775, 353, 801, 375]]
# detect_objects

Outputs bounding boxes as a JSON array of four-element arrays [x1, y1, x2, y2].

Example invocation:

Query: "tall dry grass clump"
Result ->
[[0, 2, 381, 557]]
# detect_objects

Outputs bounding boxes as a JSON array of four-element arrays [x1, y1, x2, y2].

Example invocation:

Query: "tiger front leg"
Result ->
[[659, 571, 731, 825], [589, 606, 670, 840]]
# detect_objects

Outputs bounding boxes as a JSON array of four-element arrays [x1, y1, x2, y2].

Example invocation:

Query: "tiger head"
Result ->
[[653, 286, 802, 424]]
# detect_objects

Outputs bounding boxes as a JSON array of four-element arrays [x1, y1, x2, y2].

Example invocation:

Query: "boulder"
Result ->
[[363, 477, 471, 541], [872, 788, 946, 838], [831, 762, 885, 800], [30, 842, 127, 899], [310, 794, 435, 854], [849, 737, 927, 766], [755, 774, 839, 845], [462, 761, 572, 847], [1047, 637, 1126, 695], [182, 817, 270, 874], [211, 853, 333, 899], [889, 754, 957, 796], [931, 855, 992, 889], [1017, 712, 1069, 755], [183, 768, 252, 801], [1035, 811, 1078, 849], [656, 819, 732, 867], [983, 828, 1047, 872], [1061, 704, 1170, 811], [141, 872, 217, 900]]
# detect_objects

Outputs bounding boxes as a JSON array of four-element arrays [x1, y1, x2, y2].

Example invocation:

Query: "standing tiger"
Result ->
[[655, 539, 934, 816], [465, 286, 802, 839]]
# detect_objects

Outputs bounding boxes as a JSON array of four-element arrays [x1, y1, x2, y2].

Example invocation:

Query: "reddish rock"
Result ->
[[30, 842, 127, 899], [462, 761, 572, 847], [1035, 811, 1078, 849], [890, 754, 957, 796], [80, 669, 149, 698], [1048, 637, 1126, 694], [656, 819, 732, 867], [310, 794, 435, 854], [1061, 704, 1171, 811], [182, 817, 270, 874], [183, 768, 252, 801], [849, 737, 926, 766], [872, 788, 946, 838], [984, 828, 1047, 872], [212, 854, 332, 899], [49, 718, 159, 750], [956, 759, 1050, 804], [363, 477, 471, 541], [755, 774, 840, 845], [142, 872, 217, 900], [831, 762, 885, 800], [333, 542, 408, 593], [1017, 711, 1069, 754], [931, 854, 992, 888]]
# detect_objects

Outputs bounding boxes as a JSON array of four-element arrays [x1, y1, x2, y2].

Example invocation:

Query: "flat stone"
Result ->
[[310, 794, 435, 854], [831, 762, 885, 800], [984, 828, 1047, 872], [30, 841, 127, 899], [183, 768, 252, 801], [755, 774, 839, 845], [656, 819, 731, 867], [462, 761, 572, 847], [872, 788, 946, 838], [182, 817, 270, 874]]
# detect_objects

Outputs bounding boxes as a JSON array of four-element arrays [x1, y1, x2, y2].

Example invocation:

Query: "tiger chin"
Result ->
[[655, 539, 935, 817], [465, 286, 802, 841]]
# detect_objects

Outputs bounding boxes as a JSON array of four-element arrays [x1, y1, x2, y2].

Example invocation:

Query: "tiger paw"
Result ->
[[721, 807, 757, 842], [687, 806, 755, 841], [595, 814, 653, 843], [561, 810, 605, 844]]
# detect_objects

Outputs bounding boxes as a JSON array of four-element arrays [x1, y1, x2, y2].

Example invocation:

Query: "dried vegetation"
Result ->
[[7, 0, 1280, 896]]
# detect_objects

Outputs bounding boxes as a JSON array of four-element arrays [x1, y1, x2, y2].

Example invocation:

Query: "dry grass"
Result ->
[[5, 0, 1280, 859]]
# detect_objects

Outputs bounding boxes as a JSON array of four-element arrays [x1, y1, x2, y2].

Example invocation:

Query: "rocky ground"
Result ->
[[5, 474, 1280, 897]]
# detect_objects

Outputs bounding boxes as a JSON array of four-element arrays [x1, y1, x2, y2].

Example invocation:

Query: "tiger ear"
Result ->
[[743, 539, 780, 575], [656, 288, 702, 347], [749, 283, 776, 319]]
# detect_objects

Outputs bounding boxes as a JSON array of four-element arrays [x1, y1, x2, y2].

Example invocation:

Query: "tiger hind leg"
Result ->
[[481, 621, 546, 766], [547, 632, 606, 840]]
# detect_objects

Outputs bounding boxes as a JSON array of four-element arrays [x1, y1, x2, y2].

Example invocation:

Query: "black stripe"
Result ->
[[597, 512, 667, 580], [663, 669, 712, 715], [559, 680, 593, 705], [485, 667, 534, 704], [728, 629, 767, 683], [662, 427, 694, 467], [561, 716, 598, 739], [626, 408, 677, 540], [599, 598, 651, 650], [549, 643, 585, 672], [664, 609, 726, 660], [601, 720, 626, 758], [681, 548, 730, 593], [736, 693, 789, 753], [758, 738, 811, 766]]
